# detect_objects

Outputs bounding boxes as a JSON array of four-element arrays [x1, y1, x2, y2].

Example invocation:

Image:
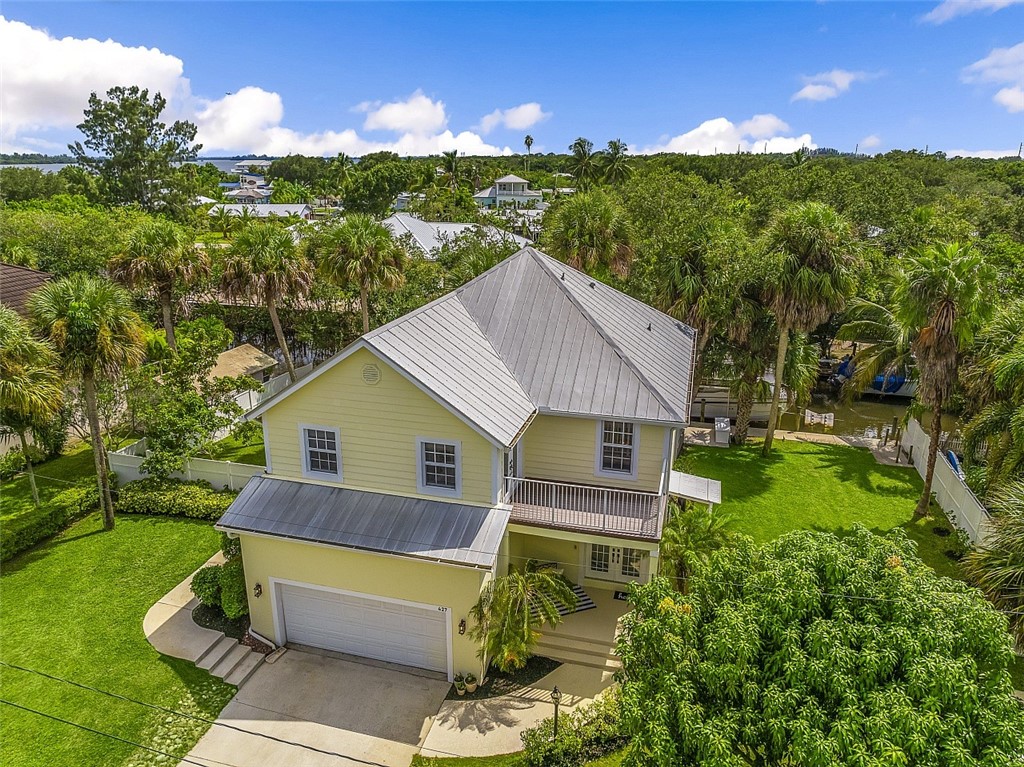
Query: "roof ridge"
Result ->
[[528, 249, 685, 421]]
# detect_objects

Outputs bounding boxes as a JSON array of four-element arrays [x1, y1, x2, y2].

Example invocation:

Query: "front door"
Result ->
[[586, 544, 646, 583]]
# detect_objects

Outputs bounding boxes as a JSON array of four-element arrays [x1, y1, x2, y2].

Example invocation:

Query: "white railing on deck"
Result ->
[[504, 476, 664, 538]]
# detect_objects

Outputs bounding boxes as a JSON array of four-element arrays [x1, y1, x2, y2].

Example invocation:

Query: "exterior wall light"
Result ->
[[551, 686, 562, 739], [253, 583, 263, 598], [458, 619, 467, 635]]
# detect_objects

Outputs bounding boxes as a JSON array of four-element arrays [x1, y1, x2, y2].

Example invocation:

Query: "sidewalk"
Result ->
[[143, 551, 227, 662]]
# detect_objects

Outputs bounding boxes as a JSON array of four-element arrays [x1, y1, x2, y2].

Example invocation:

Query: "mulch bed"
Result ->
[[191, 603, 249, 641], [445, 655, 562, 701]]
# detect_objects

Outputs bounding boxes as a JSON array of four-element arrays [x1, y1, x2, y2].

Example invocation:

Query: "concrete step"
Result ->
[[223, 649, 263, 687], [196, 635, 237, 671], [209, 642, 250, 680], [537, 632, 619, 659], [537, 645, 622, 671]]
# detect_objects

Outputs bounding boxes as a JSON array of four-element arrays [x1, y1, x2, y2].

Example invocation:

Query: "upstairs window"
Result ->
[[596, 420, 638, 479], [302, 425, 341, 479], [417, 438, 461, 498]]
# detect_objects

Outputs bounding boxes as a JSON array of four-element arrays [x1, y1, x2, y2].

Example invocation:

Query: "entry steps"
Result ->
[[195, 635, 264, 687], [535, 630, 621, 672]]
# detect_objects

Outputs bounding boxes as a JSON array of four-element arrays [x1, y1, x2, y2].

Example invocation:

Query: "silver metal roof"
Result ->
[[381, 214, 530, 257], [217, 475, 509, 569]]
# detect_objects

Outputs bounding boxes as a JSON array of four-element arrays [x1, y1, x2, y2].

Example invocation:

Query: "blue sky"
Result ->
[[2, 2, 1022, 157]]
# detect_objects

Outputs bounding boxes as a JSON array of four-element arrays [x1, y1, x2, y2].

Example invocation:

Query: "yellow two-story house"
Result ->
[[217, 247, 718, 681]]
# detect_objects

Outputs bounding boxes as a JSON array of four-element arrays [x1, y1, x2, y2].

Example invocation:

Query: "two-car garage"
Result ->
[[275, 582, 451, 674]]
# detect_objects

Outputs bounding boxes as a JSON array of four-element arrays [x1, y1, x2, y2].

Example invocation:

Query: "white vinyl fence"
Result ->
[[109, 437, 265, 491], [902, 419, 992, 544]]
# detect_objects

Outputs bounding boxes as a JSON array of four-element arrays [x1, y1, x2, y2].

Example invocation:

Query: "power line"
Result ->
[[0, 698, 240, 767]]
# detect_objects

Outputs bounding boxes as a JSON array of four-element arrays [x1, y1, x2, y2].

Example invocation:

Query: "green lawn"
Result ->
[[682, 439, 964, 579], [1, 442, 96, 524], [0, 513, 235, 767], [208, 433, 266, 466]]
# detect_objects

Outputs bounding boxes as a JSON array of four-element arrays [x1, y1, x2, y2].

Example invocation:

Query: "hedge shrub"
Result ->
[[0, 482, 100, 561], [219, 557, 249, 619], [0, 444, 47, 481], [191, 565, 223, 608], [115, 477, 237, 520], [521, 689, 626, 767]]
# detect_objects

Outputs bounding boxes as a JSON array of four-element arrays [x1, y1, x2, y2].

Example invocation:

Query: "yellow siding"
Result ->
[[240, 534, 488, 678], [521, 415, 667, 492], [263, 347, 495, 504]]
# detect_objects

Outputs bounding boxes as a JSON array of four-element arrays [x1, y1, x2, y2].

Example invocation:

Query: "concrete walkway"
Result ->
[[421, 663, 615, 758], [144, 551, 226, 662]]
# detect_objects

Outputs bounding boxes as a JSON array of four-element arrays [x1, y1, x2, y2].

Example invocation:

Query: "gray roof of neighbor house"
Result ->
[[472, 186, 496, 199], [217, 475, 509, 569], [251, 247, 696, 447], [210, 203, 311, 218], [0, 264, 51, 319], [210, 343, 277, 379], [381, 213, 530, 257], [494, 174, 528, 184]]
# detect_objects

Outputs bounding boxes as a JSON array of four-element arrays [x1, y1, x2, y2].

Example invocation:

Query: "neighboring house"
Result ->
[[231, 159, 274, 174], [211, 343, 278, 384], [473, 174, 544, 209], [217, 246, 718, 680], [381, 213, 531, 257], [209, 203, 313, 220], [0, 263, 51, 319], [393, 192, 425, 211], [224, 187, 273, 204]]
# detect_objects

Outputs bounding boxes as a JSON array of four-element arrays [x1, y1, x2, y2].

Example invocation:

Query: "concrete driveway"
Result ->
[[181, 650, 450, 766]]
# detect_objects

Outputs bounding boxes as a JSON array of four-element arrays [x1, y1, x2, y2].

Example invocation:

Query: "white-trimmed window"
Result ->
[[301, 425, 341, 480], [595, 420, 639, 479], [417, 438, 461, 498], [589, 544, 610, 574]]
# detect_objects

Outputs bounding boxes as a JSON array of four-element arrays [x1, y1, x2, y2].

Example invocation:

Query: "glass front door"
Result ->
[[586, 544, 646, 583]]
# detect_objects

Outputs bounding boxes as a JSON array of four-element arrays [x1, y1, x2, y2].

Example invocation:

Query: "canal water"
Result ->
[[794, 394, 957, 440]]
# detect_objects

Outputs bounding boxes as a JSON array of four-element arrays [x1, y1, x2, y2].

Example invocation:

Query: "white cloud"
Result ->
[[792, 69, 876, 102], [941, 147, 1019, 158], [0, 16, 191, 151], [962, 42, 1024, 112], [356, 90, 447, 134], [923, 0, 1024, 24], [860, 134, 882, 149], [476, 103, 551, 134], [635, 114, 815, 155]]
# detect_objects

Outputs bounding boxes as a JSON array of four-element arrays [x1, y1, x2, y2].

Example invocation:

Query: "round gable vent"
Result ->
[[362, 363, 381, 385]]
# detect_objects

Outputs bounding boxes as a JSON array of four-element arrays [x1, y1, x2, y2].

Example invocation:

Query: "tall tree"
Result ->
[[523, 135, 534, 171], [440, 150, 462, 190], [313, 214, 406, 335], [29, 275, 145, 529], [110, 219, 210, 351], [0, 306, 64, 506], [222, 223, 312, 382], [601, 139, 633, 185], [895, 242, 994, 516], [541, 189, 634, 277], [834, 297, 916, 398], [210, 205, 239, 240], [68, 86, 201, 217], [761, 202, 857, 455], [567, 137, 601, 188]]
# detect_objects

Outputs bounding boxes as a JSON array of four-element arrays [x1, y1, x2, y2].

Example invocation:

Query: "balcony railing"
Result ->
[[504, 477, 665, 540]]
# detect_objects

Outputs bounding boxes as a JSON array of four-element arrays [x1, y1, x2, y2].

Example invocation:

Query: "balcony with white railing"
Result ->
[[504, 477, 666, 540]]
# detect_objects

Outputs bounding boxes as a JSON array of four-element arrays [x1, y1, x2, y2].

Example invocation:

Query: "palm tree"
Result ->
[[210, 205, 238, 240], [469, 559, 577, 674], [834, 298, 916, 399], [440, 150, 461, 190], [541, 189, 634, 277], [222, 223, 312, 382], [761, 202, 857, 456], [961, 480, 1024, 647], [659, 501, 736, 588], [523, 134, 534, 172], [567, 137, 600, 188], [110, 219, 209, 352], [895, 242, 995, 516], [725, 304, 777, 444], [314, 214, 405, 335], [29, 275, 145, 529], [0, 306, 64, 506], [329, 152, 354, 189], [601, 139, 633, 185]]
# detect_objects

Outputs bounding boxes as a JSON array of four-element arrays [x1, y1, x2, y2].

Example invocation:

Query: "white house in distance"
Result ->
[[473, 174, 544, 209], [209, 203, 313, 220], [381, 213, 531, 258]]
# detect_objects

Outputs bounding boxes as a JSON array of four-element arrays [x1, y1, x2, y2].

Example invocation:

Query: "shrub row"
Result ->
[[0, 482, 100, 562], [115, 477, 237, 520], [0, 445, 47, 481], [520, 689, 626, 767], [191, 550, 249, 619]]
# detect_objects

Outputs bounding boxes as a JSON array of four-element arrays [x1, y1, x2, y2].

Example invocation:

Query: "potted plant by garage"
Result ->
[[454, 673, 466, 696], [465, 673, 478, 693]]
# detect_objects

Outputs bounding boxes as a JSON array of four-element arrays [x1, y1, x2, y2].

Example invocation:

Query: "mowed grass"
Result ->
[[0, 514, 234, 767], [208, 433, 267, 466], [0, 443, 97, 526], [683, 439, 964, 579]]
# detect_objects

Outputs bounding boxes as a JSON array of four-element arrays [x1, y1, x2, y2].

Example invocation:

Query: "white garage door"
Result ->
[[278, 583, 449, 674]]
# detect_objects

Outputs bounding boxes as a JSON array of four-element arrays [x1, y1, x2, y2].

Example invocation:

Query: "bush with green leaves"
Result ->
[[190, 565, 223, 608], [115, 477, 236, 520], [0, 444, 47, 481], [219, 557, 249, 620], [617, 526, 1024, 766], [1, 482, 99, 561], [521, 689, 625, 767]]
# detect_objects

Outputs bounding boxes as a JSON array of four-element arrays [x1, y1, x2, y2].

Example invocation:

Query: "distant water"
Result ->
[[2, 158, 254, 174]]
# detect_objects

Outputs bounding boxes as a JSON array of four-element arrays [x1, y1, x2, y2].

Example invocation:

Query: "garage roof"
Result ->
[[217, 475, 509, 569]]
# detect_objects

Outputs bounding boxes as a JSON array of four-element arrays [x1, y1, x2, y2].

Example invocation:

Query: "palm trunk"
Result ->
[[267, 295, 297, 383], [734, 374, 757, 445], [762, 325, 790, 456], [360, 286, 370, 335], [916, 403, 944, 518], [160, 292, 177, 352], [691, 331, 711, 404], [83, 373, 115, 530], [18, 429, 40, 507]]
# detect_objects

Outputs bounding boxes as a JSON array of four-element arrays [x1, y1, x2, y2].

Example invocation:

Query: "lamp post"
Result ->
[[551, 686, 562, 740]]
